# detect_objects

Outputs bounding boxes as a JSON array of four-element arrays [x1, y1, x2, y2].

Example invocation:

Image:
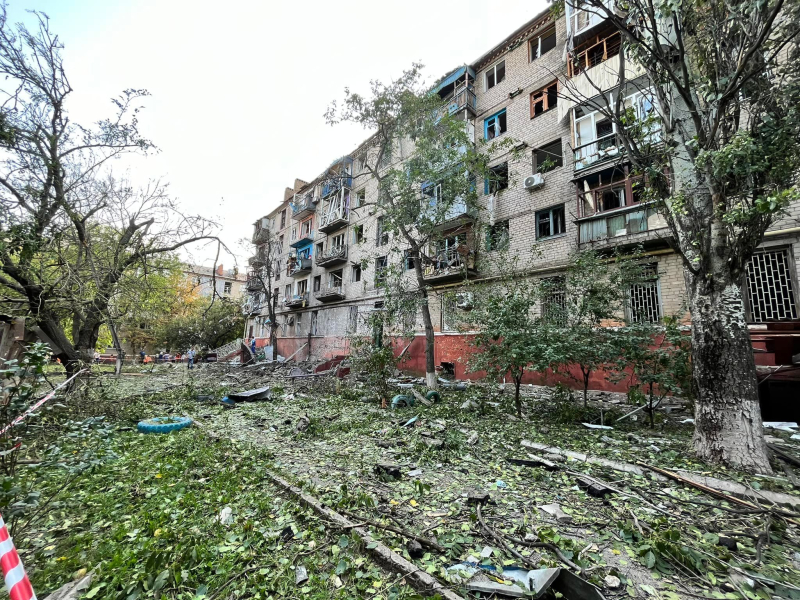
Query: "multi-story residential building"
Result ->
[[245, 7, 800, 386], [184, 264, 246, 299]]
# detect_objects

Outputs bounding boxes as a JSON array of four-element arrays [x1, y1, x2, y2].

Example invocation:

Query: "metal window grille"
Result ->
[[541, 277, 567, 325], [746, 249, 799, 322], [627, 264, 662, 323]]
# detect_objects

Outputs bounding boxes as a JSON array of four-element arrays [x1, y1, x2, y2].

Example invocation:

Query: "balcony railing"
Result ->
[[246, 272, 262, 291], [291, 193, 317, 220], [319, 189, 350, 233], [574, 132, 621, 171], [315, 285, 345, 302], [578, 202, 667, 244], [288, 258, 312, 277], [316, 245, 348, 267], [422, 196, 477, 231], [447, 83, 477, 117], [422, 245, 478, 283], [577, 175, 644, 218], [569, 31, 621, 77], [284, 293, 309, 308], [289, 230, 315, 248]]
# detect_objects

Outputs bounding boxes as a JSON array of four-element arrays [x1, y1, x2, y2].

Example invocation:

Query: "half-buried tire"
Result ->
[[137, 416, 193, 434]]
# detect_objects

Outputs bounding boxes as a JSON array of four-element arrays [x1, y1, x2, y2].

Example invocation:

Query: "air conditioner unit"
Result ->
[[456, 292, 474, 310], [524, 174, 545, 190]]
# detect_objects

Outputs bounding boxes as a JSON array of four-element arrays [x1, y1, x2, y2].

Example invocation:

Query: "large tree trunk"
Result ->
[[686, 272, 771, 474]]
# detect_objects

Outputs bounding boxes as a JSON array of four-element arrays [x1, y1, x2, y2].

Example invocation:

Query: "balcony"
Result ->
[[422, 196, 477, 232], [289, 230, 315, 248], [446, 83, 477, 118], [422, 246, 478, 284], [246, 272, 262, 291], [567, 0, 613, 41], [291, 193, 317, 220], [574, 132, 621, 172], [568, 31, 621, 78], [315, 286, 345, 303], [251, 228, 270, 244], [318, 188, 350, 233], [316, 245, 348, 267], [578, 204, 667, 245], [245, 299, 263, 315], [322, 157, 354, 198], [288, 258, 312, 277], [284, 293, 309, 309]]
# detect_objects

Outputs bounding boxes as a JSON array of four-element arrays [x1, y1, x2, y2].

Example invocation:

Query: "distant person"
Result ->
[[140, 350, 146, 364], [251, 338, 256, 354], [187, 349, 195, 370], [157, 351, 163, 363], [93, 351, 100, 364]]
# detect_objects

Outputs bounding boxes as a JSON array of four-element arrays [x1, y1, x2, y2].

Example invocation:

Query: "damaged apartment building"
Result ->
[[245, 6, 800, 391]]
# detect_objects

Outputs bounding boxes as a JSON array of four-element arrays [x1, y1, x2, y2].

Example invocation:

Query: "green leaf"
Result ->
[[645, 550, 656, 569], [338, 534, 349, 548]]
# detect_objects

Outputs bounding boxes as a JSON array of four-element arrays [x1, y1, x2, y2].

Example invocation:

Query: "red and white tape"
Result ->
[[0, 515, 36, 600], [0, 369, 87, 438]]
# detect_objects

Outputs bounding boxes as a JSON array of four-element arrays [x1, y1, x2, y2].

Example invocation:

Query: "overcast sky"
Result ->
[[7, 0, 549, 268]]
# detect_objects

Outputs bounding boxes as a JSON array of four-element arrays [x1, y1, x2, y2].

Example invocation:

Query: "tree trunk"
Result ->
[[582, 367, 590, 407], [514, 375, 522, 417], [418, 292, 437, 390], [648, 383, 655, 429], [686, 273, 771, 474]]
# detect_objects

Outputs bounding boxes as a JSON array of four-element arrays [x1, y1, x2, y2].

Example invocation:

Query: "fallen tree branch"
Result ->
[[768, 444, 800, 469], [338, 507, 445, 552], [476, 504, 581, 573], [638, 462, 800, 525]]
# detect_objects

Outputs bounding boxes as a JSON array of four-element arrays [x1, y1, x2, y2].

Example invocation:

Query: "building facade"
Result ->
[[245, 7, 800, 386], [184, 264, 247, 299]]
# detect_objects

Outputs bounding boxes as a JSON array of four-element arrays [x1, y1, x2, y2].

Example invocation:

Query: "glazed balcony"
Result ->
[[284, 293, 309, 309], [291, 193, 317, 220], [288, 258, 312, 277], [246, 271, 262, 291], [315, 286, 345, 303], [568, 31, 621, 78], [316, 245, 348, 267], [319, 189, 351, 233]]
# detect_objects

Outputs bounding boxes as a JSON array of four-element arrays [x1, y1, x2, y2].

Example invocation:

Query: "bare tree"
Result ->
[[553, 0, 800, 471], [246, 225, 282, 361], [0, 8, 216, 375]]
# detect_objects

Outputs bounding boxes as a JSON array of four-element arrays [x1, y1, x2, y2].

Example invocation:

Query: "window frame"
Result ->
[[352, 263, 362, 283], [530, 81, 559, 118], [485, 60, 506, 90], [535, 204, 567, 239], [529, 25, 557, 61], [484, 108, 508, 140], [533, 139, 564, 173], [485, 162, 510, 195], [486, 220, 510, 251], [375, 255, 388, 285]]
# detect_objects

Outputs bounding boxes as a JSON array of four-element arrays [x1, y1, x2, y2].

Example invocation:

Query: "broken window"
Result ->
[[375, 256, 388, 286], [376, 217, 389, 246], [274, 259, 281, 281], [441, 296, 458, 332], [626, 264, 662, 323], [354, 189, 366, 208], [329, 269, 343, 288], [485, 60, 505, 90], [530, 82, 558, 118], [313, 275, 321, 292], [536, 205, 566, 239], [484, 109, 507, 140], [297, 279, 308, 295], [279, 235, 284, 249], [284, 284, 292, 300], [273, 288, 279, 308], [533, 139, 563, 173], [331, 233, 345, 249], [316, 242, 324, 256], [352, 264, 362, 283], [311, 311, 318, 336], [295, 312, 302, 335], [486, 220, 510, 251], [280, 210, 286, 228], [379, 144, 392, 169], [353, 224, 365, 244], [223, 281, 232, 295], [530, 26, 557, 61], [486, 162, 509, 194], [404, 249, 416, 270]]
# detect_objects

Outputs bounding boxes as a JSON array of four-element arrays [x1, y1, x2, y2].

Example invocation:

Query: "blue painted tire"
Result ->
[[425, 390, 441, 403], [391, 395, 415, 409], [137, 416, 193, 434]]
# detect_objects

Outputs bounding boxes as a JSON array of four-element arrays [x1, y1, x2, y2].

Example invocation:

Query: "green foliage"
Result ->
[[154, 296, 244, 352], [347, 311, 402, 405]]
